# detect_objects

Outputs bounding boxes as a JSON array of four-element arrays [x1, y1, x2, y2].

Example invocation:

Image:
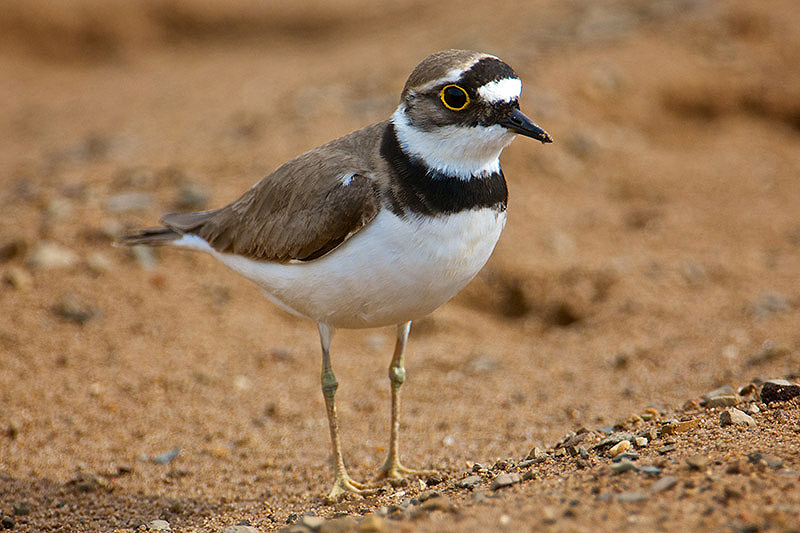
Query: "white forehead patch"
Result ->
[[477, 78, 522, 104]]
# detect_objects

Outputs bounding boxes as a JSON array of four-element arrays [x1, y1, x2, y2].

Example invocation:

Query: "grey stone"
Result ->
[[685, 454, 709, 470], [748, 292, 790, 319], [176, 182, 209, 210], [719, 408, 756, 427], [152, 447, 181, 465], [490, 472, 520, 490], [105, 192, 153, 213], [456, 475, 482, 489], [616, 491, 649, 503], [147, 520, 171, 531], [702, 385, 735, 400], [650, 475, 678, 493], [657, 444, 677, 455], [299, 515, 325, 530], [748, 452, 783, 470], [703, 395, 739, 408], [418, 495, 452, 512], [613, 452, 640, 462], [611, 460, 637, 474], [525, 446, 547, 461], [53, 293, 97, 324], [639, 465, 661, 475], [594, 432, 635, 450]]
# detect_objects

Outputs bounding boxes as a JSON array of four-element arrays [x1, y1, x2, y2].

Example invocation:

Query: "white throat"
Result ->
[[391, 107, 516, 180]]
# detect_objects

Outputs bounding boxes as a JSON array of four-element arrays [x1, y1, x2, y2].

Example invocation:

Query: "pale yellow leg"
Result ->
[[318, 323, 375, 501], [380, 321, 437, 480]]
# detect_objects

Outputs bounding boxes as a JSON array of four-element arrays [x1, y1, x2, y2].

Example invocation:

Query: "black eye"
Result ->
[[439, 84, 470, 111]]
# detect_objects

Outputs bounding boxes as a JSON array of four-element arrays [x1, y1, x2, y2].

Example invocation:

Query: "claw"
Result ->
[[379, 460, 438, 481], [326, 473, 378, 502]]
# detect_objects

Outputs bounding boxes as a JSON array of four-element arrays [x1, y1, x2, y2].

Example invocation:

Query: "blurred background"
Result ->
[[0, 0, 798, 528]]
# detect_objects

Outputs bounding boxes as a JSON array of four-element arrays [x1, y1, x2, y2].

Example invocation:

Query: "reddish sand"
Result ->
[[1, 1, 798, 531]]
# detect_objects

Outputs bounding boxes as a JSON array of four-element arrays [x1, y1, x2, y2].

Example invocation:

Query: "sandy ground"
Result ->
[[1, 0, 799, 531]]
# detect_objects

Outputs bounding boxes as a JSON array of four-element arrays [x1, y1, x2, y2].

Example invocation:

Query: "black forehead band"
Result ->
[[457, 57, 518, 90]]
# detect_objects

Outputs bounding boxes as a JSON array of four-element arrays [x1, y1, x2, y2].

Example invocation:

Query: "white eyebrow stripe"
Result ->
[[477, 77, 522, 103]]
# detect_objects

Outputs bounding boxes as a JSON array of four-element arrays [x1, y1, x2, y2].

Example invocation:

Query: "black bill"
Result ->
[[501, 108, 553, 144]]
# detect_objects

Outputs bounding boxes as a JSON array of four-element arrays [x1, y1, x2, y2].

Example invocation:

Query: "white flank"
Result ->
[[171, 209, 506, 329], [391, 107, 516, 179], [477, 77, 522, 104]]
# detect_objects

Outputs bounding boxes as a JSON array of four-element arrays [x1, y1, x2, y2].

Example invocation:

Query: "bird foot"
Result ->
[[379, 460, 437, 481], [326, 473, 377, 502]]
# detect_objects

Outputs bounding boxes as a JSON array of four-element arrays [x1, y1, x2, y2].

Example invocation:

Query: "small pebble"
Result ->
[[53, 293, 97, 324], [616, 491, 649, 503], [4, 266, 32, 291], [685, 454, 709, 471], [660, 418, 700, 435], [608, 440, 631, 458], [470, 491, 487, 504], [657, 444, 677, 455], [594, 432, 635, 450], [639, 465, 661, 475], [105, 192, 153, 213], [12, 502, 31, 516], [760, 382, 800, 403], [743, 404, 760, 415], [28, 242, 78, 270], [151, 447, 181, 465], [650, 475, 678, 493], [146, 519, 171, 531], [634, 437, 648, 448], [613, 452, 639, 462], [300, 515, 325, 530], [490, 472, 520, 490], [418, 495, 452, 512], [456, 475, 482, 489], [1, 516, 14, 530], [611, 460, 637, 474], [703, 395, 739, 408], [702, 385, 735, 401], [175, 182, 208, 210], [719, 408, 756, 427], [748, 452, 783, 470]]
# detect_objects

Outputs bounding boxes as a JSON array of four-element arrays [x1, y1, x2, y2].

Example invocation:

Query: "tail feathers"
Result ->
[[117, 227, 182, 246]]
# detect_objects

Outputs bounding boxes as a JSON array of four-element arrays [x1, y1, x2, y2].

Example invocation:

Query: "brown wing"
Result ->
[[161, 139, 382, 263]]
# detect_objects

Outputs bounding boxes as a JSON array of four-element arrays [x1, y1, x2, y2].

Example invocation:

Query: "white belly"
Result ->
[[175, 208, 506, 328]]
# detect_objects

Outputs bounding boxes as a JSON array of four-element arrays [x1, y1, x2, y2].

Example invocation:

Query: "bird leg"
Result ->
[[318, 323, 374, 501], [379, 321, 436, 480]]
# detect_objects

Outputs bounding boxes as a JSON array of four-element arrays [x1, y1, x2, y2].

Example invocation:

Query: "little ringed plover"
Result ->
[[120, 49, 552, 501]]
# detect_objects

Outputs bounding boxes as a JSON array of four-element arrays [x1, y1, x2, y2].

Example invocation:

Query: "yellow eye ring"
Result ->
[[439, 84, 470, 111]]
